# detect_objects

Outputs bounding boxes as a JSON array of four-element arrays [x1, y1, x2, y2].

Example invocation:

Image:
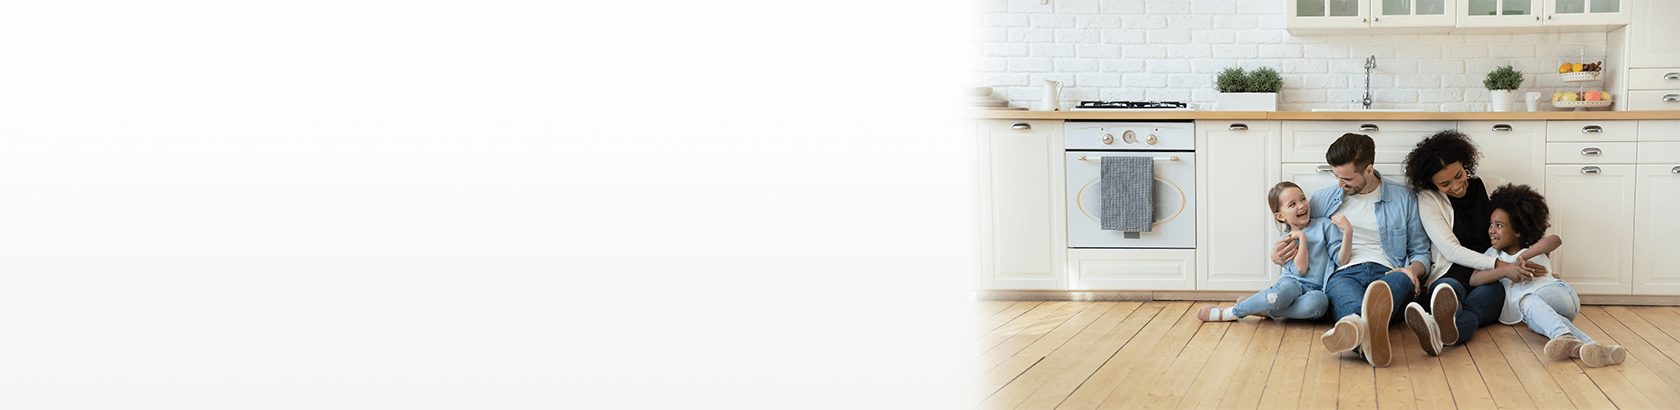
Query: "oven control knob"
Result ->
[[1145, 134, 1158, 145], [1101, 133, 1114, 145], [1122, 130, 1137, 144]]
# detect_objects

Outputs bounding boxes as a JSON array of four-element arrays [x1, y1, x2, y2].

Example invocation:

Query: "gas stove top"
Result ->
[[1071, 101, 1194, 111]]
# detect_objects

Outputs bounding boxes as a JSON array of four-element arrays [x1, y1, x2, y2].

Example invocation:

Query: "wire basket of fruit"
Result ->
[[1559, 61, 1603, 82], [1551, 90, 1612, 111]]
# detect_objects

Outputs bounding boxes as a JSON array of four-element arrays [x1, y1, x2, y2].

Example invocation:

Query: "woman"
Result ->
[[1398, 130, 1560, 356]]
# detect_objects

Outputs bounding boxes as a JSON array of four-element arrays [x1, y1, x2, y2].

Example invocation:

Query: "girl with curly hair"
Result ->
[[1399, 130, 1561, 356], [1486, 184, 1624, 367]]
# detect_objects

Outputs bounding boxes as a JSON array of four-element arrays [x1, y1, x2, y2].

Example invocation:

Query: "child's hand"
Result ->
[[1331, 214, 1351, 232]]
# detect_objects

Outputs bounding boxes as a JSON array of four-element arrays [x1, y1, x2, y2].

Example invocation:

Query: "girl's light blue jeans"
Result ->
[[1520, 282, 1592, 343], [1231, 279, 1328, 320]]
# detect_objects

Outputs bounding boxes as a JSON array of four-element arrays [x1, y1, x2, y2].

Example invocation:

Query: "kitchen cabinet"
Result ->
[[1456, 0, 1628, 28], [1281, 121, 1456, 164], [1289, 0, 1457, 34], [977, 120, 1065, 290], [1633, 120, 1680, 294], [1068, 249, 1195, 291], [1196, 121, 1283, 290], [1608, 1, 1679, 111], [1544, 164, 1637, 294], [1460, 121, 1547, 193]]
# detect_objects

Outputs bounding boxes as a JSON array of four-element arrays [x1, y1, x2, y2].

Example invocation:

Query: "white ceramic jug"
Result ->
[[1041, 79, 1063, 111]]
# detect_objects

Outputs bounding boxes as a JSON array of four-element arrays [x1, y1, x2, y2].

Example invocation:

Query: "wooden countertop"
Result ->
[[972, 110, 1680, 120]]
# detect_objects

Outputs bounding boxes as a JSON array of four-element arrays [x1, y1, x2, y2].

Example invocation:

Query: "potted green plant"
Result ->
[[1484, 65, 1524, 112], [1215, 67, 1283, 111]]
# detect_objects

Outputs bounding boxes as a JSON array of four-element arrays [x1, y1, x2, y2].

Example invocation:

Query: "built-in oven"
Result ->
[[1064, 121, 1196, 249]]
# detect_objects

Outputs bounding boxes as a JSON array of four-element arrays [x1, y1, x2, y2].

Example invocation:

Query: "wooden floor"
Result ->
[[970, 300, 1680, 410]]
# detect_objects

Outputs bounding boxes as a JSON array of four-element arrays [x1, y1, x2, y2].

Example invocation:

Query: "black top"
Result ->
[[1439, 178, 1493, 286]]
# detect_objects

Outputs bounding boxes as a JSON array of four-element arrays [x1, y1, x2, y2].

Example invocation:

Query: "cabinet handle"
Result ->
[[1581, 147, 1602, 156], [1011, 122, 1031, 130], [1316, 165, 1333, 174], [1580, 166, 1602, 174], [1673, 165, 1680, 174], [1359, 124, 1379, 131], [1362, 18, 1368, 23], [1581, 125, 1603, 133], [1229, 123, 1248, 131], [1492, 124, 1513, 132], [1663, 72, 1679, 80], [1664, 94, 1680, 103]]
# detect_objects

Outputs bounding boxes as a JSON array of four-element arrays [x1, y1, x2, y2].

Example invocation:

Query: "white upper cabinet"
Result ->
[[1289, 0, 1456, 34], [1456, 0, 1628, 29]]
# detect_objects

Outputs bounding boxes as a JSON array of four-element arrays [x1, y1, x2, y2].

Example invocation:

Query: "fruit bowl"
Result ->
[[1560, 71, 1602, 82], [1552, 100, 1612, 111]]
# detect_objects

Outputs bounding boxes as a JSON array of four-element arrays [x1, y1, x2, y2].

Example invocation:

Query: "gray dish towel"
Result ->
[[1100, 156, 1153, 232]]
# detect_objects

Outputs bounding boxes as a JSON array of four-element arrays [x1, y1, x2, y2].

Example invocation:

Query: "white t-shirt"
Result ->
[[1490, 247, 1559, 325], [1336, 182, 1394, 270]]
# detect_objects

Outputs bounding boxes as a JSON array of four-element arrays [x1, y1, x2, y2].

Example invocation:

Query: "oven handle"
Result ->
[[1077, 156, 1179, 162]]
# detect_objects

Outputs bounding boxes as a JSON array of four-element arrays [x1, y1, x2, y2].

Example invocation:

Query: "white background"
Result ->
[[0, 1, 976, 408]]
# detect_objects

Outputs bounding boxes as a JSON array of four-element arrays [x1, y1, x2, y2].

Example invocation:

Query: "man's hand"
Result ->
[[1270, 235, 1299, 266], [1389, 264, 1424, 296]]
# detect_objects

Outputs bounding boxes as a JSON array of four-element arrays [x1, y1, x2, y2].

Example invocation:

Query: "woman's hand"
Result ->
[[1271, 235, 1299, 265]]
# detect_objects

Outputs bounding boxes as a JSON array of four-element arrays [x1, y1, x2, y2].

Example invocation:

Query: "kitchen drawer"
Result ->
[[1642, 120, 1680, 141], [1281, 121, 1455, 164], [1640, 142, 1680, 163], [1626, 69, 1680, 90], [1547, 142, 1638, 164], [1625, 90, 1680, 111], [1546, 120, 1639, 142]]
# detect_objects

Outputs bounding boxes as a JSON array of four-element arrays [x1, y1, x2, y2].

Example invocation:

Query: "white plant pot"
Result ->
[[1217, 93, 1278, 111], [1490, 90, 1514, 112]]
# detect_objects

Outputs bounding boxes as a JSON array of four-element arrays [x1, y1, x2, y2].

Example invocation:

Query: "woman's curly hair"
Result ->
[[1403, 130, 1481, 194], [1489, 184, 1549, 249]]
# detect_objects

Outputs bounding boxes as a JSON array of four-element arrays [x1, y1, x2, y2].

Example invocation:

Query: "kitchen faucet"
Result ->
[[1361, 55, 1375, 110]]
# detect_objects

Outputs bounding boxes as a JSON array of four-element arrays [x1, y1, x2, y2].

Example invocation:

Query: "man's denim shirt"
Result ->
[[1308, 171, 1432, 275]]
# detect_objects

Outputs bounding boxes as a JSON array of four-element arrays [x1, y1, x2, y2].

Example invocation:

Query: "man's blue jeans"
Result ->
[[1429, 277, 1506, 345], [1325, 262, 1415, 324]]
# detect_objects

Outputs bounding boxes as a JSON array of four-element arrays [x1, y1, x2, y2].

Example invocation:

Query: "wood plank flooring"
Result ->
[[971, 301, 1680, 409]]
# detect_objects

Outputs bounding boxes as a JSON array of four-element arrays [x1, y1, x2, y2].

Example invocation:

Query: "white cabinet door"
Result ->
[[1458, 0, 1544, 27], [1633, 164, 1680, 295], [1068, 249, 1195, 291], [1282, 121, 1457, 164], [1544, 0, 1629, 25], [978, 120, 1064, 290], [1627, 0, 1680, 68], [1198, 121, 1282, 290], [1545, 164, 1636, 295], [1373, 0, 1457, 27], [1461, 121, 1547, 193], [1290, 0, 1373, 31]]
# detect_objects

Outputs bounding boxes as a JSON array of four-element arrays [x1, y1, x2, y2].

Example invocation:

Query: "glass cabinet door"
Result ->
[[1546, 0, 1627, 25], [1374, 0, 1456, 26], [1289, 0, 1372, 29], [1459, 0, 1544, 26]]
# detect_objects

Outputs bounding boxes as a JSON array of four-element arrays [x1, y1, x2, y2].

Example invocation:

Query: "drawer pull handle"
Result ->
[[1665, 94, 1680, 103], [1359, 124, 1379, 131], [1012, 123, 1031, 130], [1492, 124, 1512, 132], [1229, 123, 1248, 131], [1666, 72, 1680, 80], [1582, 125, 1603, 133], [1673, 166, 1680, 174], [1581, 147, 1602, 156], [1316, 165, 1333, 174], [1581, 166, 1602, 174]]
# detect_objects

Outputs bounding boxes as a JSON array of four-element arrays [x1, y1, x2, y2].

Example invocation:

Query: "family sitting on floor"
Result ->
[[1196, 131, 1626, 368]]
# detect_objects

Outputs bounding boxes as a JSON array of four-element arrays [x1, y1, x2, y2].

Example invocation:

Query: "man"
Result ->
[[1271, 133, 1431, 367]]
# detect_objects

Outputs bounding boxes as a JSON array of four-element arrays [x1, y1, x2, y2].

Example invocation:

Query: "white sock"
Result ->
[[1223, 308, 1238, 320]]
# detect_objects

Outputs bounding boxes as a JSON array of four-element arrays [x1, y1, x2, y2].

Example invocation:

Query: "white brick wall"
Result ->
[[974, 1, 1611, 111]]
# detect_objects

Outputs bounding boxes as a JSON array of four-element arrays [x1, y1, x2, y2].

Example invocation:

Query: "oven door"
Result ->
[[1065, 152, 1196, 248]]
